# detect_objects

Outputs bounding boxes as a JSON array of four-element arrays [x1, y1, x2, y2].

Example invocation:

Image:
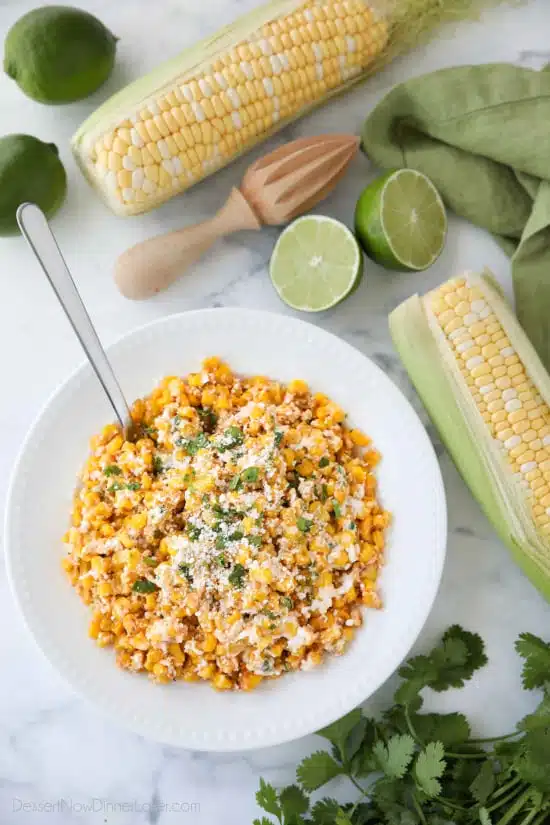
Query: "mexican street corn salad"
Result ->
[[62, 358, 389, 690]]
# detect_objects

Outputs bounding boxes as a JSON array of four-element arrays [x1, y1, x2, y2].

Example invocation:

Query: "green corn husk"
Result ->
[[390, 270, 550, 602], [72, 0, 506, 216]]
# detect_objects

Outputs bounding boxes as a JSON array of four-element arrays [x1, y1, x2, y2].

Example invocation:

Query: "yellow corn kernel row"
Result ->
[[429, 277, 550, 533], [74, 0, 388, 214]]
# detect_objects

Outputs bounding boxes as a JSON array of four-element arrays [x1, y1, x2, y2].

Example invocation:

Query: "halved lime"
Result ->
[[354, 169, 447, 271], [269, 215, 363, 312]]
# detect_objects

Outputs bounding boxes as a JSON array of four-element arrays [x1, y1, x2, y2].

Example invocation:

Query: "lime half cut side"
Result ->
[[354, 169, 447, 271], [269, 215, 363, 312]]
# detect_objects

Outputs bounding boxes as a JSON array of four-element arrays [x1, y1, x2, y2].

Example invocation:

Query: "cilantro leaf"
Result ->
[[279, 785, 309, 821], [152, 455, 163, 475], [218, 426, 244, 451], [274, 430, 284, 447], [479, 808, 492, 825], [132, 579, 158, 593], [414, 741, 445, 797], [332, 500, 342, 519], [104, 464, 122, 476], [296, 751, 342, 791], [179, 432, 209, 455], [470, 759, 495, 804], [319, 456, 330, 468], [242, 466, 260, 483], [228, 563, 246, 588], [373, 734, 415, 779], [317, 709, 362, 758], [395, 625, 487, 704], [256, 779, 281, 820], [518, 692, 550, 733], [310, 798, 340, 825], [198, 406, 217, 433], [297, 517, 312, 533], [515, 633, 550, 690], [342, 715, 368, 763], [412, 712, 471, 746]]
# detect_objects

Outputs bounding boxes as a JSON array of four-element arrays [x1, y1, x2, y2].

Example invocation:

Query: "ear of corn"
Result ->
[[71, 0, 389, 215], [390, 270, 550, 602]]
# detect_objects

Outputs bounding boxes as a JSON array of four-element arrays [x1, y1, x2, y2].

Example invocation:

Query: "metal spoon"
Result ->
[[17, 203, 133, 437]]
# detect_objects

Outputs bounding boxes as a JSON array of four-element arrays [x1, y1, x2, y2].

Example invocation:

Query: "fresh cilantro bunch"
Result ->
[[254, 626, 550, 825]]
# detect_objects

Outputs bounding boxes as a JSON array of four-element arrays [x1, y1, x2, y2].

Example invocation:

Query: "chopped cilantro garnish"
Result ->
[[228, 563, 246, 588], [274, 430, 284, 447], [319, 483, 328, 502], [288, 471, 300, 489], [187, 524, 202, 541], [143, 556, 158, 567], [262, 609, 277, 620], [212, 503, 242, 520], [217, 553, 230, 568], [104, 465, 122, 476], [297, 516, 312, 533], [142, 425, 157, 438], [178, 563, 193, 583], [241, 466, 259, 483], [132, 579, 158, 593], [261, 658, 272, 673], [229, 474, 242, 491], [349, 521, 356, 530], [215, 535, 226, 550], [319, 456, 330, 468], [255, 515, 264, 526], [281, 596, 293, 609], [217, 426, 244, 451], [109, 481, 141, 493], [179, 432, 209, 455], [198, 407, 218, 433], [152, 455, 163, 475], [229, 530, 244, 542], [332, 500, 342, 518], [249, 536, 262, 547]]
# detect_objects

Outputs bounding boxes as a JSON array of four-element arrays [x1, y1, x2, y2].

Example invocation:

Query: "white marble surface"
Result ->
[[2, 0, 550, 822]]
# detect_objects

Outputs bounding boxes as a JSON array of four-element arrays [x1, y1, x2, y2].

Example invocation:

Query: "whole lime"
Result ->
[[3, 6, 117, 104], [0, 135, 67, 236]]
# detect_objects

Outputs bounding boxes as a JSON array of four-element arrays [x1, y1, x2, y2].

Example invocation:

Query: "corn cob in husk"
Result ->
[[390, 270, 550, 602], [72, 0, 504, 216]]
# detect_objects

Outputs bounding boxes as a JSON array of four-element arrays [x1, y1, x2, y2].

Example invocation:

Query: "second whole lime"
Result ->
[[0, 134, 67, 236], [3, 6, 117, 104]]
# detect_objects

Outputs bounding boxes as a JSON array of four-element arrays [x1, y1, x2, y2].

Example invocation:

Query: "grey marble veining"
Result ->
[[1, 0, 550, 822]]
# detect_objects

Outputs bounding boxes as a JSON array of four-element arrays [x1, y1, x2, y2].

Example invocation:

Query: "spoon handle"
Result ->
[[114, 187, 261, 300], [17, 203, 132, 433]]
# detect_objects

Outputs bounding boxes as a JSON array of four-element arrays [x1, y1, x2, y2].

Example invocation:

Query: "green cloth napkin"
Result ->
[[361, 63, 550, 370]]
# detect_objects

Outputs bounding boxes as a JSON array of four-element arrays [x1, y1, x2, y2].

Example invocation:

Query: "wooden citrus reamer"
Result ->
[[114, 134, 359, 300]]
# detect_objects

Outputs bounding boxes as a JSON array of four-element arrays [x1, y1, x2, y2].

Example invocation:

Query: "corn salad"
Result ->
[[62, 358, 389, 690]]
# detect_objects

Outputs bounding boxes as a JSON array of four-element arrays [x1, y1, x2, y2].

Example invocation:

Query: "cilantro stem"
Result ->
[[519, 807, 546, 825], [469, 732, 519, 745], [444, 750, 487, 760], [347, 774, 368, 798], [404, 704, 420, 742], [487, 775, 523, 802], [493, 789, 534, 825], [412, 792, 427, 825], [486, 783, 527, 814]]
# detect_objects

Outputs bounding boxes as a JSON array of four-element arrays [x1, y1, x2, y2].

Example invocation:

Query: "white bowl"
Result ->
[[5, 309, 446, 751]]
